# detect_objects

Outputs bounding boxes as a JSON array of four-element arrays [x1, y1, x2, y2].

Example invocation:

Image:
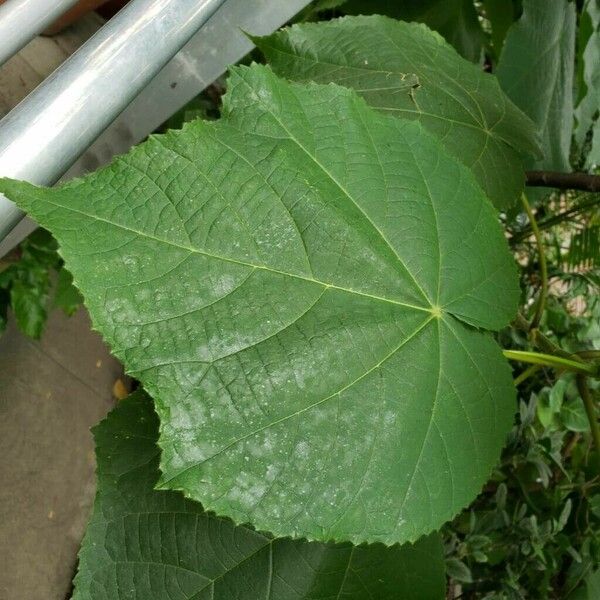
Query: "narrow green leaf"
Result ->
[[255, 15, 540, 210], [496, 0, 576, 172], [556, 498, 572, 532], [73, 391, 446, 599], [0, 65, 518, 545], [481, 0, 517, 58], [343, 0, 485, 62], [589, 494, 600, 518]]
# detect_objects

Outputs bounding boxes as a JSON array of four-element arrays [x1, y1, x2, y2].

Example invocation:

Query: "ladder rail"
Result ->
[[0, 0, 311, 257], [0, 0, 81, 67], [0, 0, 226, 248]]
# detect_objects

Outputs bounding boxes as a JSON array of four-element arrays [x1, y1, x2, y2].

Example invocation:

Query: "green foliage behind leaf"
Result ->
[[342, 0, 485, 62], [571, 567, 600, 599], [445, 390, 600, 598], [0, 229, 81, 338], [567, 225, 600, 272], [54, 267, 82, 316], [575, 0, 600, 168], [73, 391, 446, 600], [497, 0, 577, 173], [255, 15, 540, 209]]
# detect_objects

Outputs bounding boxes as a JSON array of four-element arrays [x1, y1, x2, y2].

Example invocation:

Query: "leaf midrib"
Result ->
[[39, 195, 432, 314], [232, 71, 433, 305]]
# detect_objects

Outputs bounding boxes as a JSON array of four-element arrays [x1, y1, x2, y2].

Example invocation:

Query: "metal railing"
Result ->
[[0, 0, 80, 67], [0, 0, 310, 256]]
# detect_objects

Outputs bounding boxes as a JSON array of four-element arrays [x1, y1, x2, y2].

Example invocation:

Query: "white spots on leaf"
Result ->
[[294, 440, 309, 459], [122, 254, 139, 268]]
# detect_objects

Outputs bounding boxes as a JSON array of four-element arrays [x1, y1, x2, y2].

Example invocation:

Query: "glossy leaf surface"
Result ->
[[73, 392, 446, 599], [255, 15, 540, 209], [0, 65, 518, 545]]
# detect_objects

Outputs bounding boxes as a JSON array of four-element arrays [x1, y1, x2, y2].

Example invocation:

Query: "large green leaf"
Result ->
[[496, 0, 576, 172], [575, 0, 600, 167], [342, 0, 485, 62], [74, 391, 446, 599], [254, 15, 540, 210], [0, 65, 518, 545]]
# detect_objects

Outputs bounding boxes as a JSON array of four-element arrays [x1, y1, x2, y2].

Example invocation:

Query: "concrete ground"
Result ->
[[0, 309, 121, 599], [0, 10, 126, 599], [0, 15, 117, 599]]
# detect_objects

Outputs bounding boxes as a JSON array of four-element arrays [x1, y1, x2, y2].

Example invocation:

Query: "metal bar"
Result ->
[[63, 0, 311, 181], [0, 0, 311, 256], [0, 0, 80, 67], [0, 0, 226, 245]]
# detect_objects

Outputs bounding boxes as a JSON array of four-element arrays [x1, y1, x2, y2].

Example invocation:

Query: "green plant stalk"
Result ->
[[513, 363, 543, 386], [577, 376, 600, 471], [514, 312, 574, 360], [521, 193, 548, 330], [503, 350, 598, 376]]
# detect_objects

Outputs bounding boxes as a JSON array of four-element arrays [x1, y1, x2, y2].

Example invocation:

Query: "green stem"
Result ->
[[513, 364, 543, 386], [503, 350, 597, 376], [577, 376, 600, 471], [521, 193, 547, 330]]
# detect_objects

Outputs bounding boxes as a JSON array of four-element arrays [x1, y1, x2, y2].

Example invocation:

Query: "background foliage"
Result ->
[[0, 229, 80, 338]]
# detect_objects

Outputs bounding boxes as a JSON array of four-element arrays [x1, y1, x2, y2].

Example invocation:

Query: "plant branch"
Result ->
[[577, 376, 600, 470], [521, 193, 547, 330], [503, 350, 597, 376], [513, 364, 543, 386], [525, 171, 600, 192]]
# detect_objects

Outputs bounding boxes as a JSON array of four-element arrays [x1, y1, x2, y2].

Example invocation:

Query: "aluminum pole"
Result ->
[[0, 0, 80, 67], [0, 0, 226, 244]]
